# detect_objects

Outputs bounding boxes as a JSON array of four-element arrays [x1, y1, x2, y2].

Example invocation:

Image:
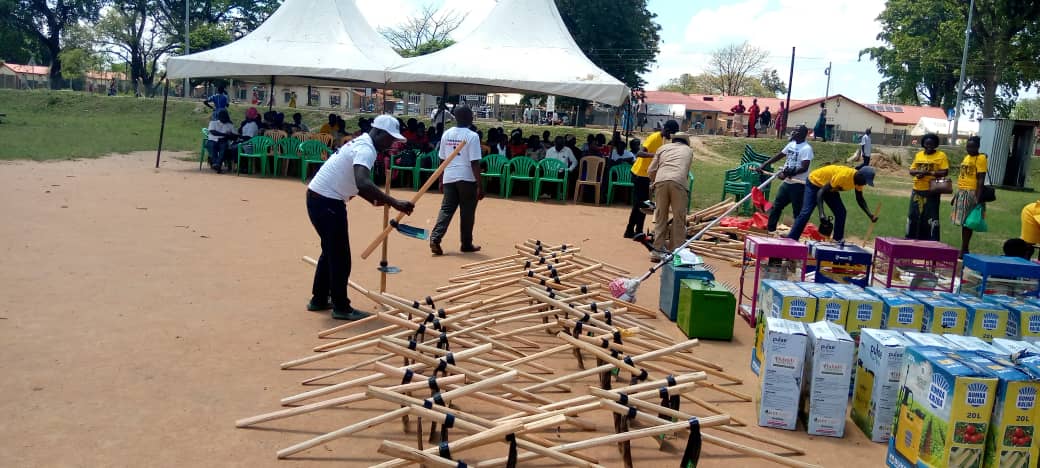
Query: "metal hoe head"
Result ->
[[389, 219, 428, 240]]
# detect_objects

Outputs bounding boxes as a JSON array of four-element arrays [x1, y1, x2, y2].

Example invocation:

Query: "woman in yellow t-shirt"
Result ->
[[951, 136, 988, 256], [906, 133, 949, 241]]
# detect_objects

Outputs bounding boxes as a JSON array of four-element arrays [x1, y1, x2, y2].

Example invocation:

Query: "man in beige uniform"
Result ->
[[647, 132, 694, 260]]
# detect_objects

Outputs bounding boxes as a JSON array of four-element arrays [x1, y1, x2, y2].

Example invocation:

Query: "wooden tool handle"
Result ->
[[862, 202, 882, 246], [360, 140, 468, 259]]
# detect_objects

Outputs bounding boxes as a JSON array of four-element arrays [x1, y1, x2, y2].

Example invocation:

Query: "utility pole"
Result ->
[[184, 0, 190, 98], [823, 61, 832, 98], [951, 0, 975, 145]]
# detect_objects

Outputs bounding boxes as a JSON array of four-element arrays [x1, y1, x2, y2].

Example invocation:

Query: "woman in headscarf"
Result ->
[[906, 133, 949, 241]]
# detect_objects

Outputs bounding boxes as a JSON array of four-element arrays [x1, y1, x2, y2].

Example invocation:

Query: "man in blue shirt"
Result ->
[[203, 85, 229, 121]]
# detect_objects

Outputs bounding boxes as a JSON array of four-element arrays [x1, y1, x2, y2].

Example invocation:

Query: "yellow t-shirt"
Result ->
[[808, 165, 863, 192], [1022, 201, 1040, 244], [957, 153, 988, 191], [631, 131, 664, 177], [910, 150, 950, 191]]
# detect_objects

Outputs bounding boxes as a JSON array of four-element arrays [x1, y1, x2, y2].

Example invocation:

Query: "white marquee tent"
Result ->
[[386, 0, 630, 106], [165, 0, 401, 86]]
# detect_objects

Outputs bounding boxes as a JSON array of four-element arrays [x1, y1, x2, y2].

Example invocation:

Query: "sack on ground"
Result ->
[[964, 205, 988, 232], [846, 149, 863, 164]]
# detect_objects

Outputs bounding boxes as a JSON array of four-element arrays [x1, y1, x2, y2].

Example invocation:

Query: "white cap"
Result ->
[[372, 114, 405, 140]]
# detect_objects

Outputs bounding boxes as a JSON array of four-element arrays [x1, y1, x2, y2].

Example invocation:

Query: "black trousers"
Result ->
[[626, 175, 651, 235], [907, 190, 941, 241], [431, 181, 478, 246], [307, 190, 352, 310], [766, 182, 805, 232]]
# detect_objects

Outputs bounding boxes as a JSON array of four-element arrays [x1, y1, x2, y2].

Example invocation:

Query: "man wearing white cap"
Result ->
[[305, 115, 415, 320]]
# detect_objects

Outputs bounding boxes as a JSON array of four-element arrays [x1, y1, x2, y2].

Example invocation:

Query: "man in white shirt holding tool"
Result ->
[[759, 125, 814, 234], [306, 115, 415, 320], [430, 106, 484, 256]]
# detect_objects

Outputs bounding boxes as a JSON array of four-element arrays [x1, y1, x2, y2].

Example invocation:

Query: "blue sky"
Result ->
[[359, 0, 891, 103]]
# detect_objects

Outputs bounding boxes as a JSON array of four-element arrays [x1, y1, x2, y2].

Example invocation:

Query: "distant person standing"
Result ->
[[759, 125, 814, 234], [775, 101, 787, 138], [730, 100, 746, 136], [624, 120, 679, 238], [856, 128, 872, 169], [636, 99, 648, 132], [203, 85, 230, 121], [759, 106, 772, 133], [288, 91, 297, 108], [747, 99, 760, 138], [813, 103, 827, 141], [430, 106, 484, 256]]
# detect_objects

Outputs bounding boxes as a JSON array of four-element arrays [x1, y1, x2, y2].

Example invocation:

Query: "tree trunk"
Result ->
[[46, 37, 62, 90], [982, 71, 998, 118]]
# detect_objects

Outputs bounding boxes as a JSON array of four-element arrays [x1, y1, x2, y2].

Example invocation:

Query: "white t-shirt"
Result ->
[[780, 140, 814, 184], [610, 149, 635, 162], [545, 146, 577, 171], [431, 109, 455, 125], [307, 133, 377, 201], [241, 121, 259, 138], [207, 120, 234, 141], [439, 126, 482, 184], [860, 134, 871, 157]]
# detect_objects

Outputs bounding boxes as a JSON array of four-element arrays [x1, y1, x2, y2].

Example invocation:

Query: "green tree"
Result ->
[[658, 73, 716, 94], [556, 0, 661, 126], [759, 68, 787, 96], [0, 20, 50, 64], [155, 0, 280, 54], [1011, 97, 1040, 120], [861, 0, 1040, 117], [0, 0, 105, 88], [96, 1, 179, 96]]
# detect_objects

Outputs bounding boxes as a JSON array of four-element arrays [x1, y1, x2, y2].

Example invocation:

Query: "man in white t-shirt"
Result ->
[[856, 128, 872, 170], [760, 125, 814, 233], [206, 110, 237, 173], [306, 115, 414, 320], [430, 106, 483, 256]]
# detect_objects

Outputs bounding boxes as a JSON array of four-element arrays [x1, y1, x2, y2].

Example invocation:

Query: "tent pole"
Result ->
[[155, 77, 170, 169], [783, 47, 795, 137], [439, 82, 448, 128], [268, 75, 275, 112]]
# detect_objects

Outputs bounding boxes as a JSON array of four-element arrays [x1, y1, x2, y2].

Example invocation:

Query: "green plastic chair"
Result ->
[[504, 156, 537, 199], [236, 135, 274, 177], [417, 151, 439, 189], [199, 128, 209, 170], [533, 158, 568, 201], [720, 163, 765, 215], [299, 140, 332, 182], [606, 163, 634, 204], [273, 137, 302, 177], [741, 144, 772, 167], [480, 154, 508, 195], [389, 149, 421, 189]]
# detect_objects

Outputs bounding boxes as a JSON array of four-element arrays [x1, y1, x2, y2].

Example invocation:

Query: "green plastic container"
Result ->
[[676, 279, 736, 340]]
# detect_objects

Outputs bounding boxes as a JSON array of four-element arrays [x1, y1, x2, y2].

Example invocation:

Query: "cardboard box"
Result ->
[[886, 347, 998, 468], [912, 294, 969, 336], [759, 280, 818, 322], [799, 282, 850, 327], [1002, 301, 1040, 344], [800, 321, 855, 437], [829, 285, 885, 339], [944, 334, 1001, 354], [852, 328, 914, 443], [867, 287, 925, 332], [903, 331, 955, 350], [758, 317, 808, 431], [752, 281, 816, 375], [990, 338, 1039, 357], [963, 353, 1040, 468], [947, 294, 1012, 343]]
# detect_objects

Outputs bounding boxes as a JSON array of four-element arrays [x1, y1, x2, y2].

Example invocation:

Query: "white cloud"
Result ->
[[646, 0, 888, 102]]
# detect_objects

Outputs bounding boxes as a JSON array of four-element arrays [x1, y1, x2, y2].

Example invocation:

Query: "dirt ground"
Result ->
[[0, 152, 886, 467]]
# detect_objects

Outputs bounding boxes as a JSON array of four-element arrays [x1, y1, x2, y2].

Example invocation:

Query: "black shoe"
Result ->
[[430, 241, 443, 256], [332, 308, 371, 321], [460, 244, 482, 253], [306, 298, 332, 311], [623, 231, 635, 239]]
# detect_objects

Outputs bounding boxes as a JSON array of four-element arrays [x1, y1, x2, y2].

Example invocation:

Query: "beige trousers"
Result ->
[[652, 180, 689, 252]]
